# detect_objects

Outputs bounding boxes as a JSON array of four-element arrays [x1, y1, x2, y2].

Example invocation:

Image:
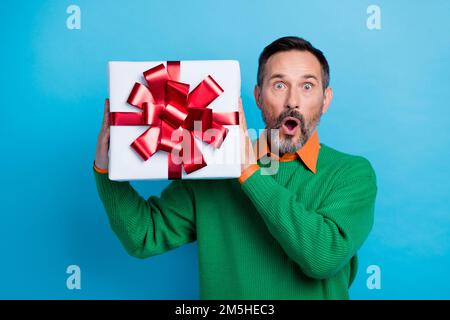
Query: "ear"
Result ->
[[254, 85, 262, 110], [322, 87, 333, 114]]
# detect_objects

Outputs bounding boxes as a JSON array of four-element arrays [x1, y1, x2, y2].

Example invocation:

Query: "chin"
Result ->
[[281, 133, 302, 145], [278, 135, 303, 154]]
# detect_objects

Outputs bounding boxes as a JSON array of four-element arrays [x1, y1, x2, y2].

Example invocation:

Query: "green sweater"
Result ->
[[94, 143, 377, 299]]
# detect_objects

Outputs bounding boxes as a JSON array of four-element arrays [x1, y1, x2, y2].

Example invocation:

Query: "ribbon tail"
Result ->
[[168, 152, 183, 179]]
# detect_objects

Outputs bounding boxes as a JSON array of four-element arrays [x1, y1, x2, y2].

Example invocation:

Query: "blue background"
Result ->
[[1, 0, 449, 299]]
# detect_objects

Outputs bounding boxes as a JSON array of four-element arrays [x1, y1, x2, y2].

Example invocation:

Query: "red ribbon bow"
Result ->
[[110, 61, 239, 179]]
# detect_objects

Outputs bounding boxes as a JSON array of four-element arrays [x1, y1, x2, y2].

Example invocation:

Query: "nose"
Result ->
[[285, 87, 300, 110]]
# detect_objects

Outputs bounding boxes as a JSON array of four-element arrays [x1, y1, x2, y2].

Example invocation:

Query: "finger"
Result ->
[[238, 98, 247, 127], [239, 99, 245, 124], [237, 98, 242, 118], [104, 98, 110, 119], [102, 98, 110, 129]]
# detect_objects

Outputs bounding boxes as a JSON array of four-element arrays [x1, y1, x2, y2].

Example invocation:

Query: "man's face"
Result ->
[[254, 50, 332, 154]]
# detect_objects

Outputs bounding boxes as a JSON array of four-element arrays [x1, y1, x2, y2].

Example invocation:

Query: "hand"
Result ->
[[238, 97, 257, 173], [94, 98, 110, 170]]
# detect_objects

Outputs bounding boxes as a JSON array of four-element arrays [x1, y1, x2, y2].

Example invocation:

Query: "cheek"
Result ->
[[304, 91, 323, 105], [304, 94, 323, 113], [262, 106, 276, 124], [262, 92, 284, 114], [300, 97, 322, 121]]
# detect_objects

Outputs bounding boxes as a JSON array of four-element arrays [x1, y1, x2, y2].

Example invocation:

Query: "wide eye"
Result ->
[[303, 83, 313, 90], [274, 82, 286, 90]]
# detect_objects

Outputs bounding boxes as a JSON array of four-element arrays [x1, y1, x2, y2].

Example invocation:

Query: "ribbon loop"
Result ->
[[144, 64, 169, 105], [130, 127, 161, 161], [127, 83, 154, 110], [166, 80, 190, 109], [187, 75, 223, 109]]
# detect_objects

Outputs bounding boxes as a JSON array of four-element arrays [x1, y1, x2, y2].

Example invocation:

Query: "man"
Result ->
[[94, 36, 377, 299]]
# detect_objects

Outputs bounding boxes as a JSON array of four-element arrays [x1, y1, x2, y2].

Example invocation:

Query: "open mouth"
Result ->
[[281, 117, 300, 136]]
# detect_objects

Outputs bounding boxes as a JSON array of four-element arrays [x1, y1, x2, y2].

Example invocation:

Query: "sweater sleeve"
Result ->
[[240, 158, 377, 280], [93, 167, 196, 259]]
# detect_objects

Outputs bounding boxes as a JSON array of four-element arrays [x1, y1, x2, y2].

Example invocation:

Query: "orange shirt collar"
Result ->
[[255, 129, 320, 174]]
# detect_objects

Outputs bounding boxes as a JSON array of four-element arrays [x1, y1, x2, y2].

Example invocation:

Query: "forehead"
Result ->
[[264, 50, 322, 80]]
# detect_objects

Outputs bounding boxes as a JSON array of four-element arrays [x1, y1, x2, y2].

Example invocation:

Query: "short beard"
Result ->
[[272, 132, 304, 154], [263, 106, 323, 155]]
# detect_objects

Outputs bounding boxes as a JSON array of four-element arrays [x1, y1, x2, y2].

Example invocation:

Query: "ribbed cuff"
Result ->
[[238, 164, 260, 184], [93, 160, 108, 174]]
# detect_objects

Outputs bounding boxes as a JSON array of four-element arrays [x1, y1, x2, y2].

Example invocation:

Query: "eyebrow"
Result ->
[[302, 74, 319, 82], [268, 73, 319, 82]]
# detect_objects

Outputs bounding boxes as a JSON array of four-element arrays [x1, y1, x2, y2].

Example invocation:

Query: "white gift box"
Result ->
[[108, 60, 241, 181]]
